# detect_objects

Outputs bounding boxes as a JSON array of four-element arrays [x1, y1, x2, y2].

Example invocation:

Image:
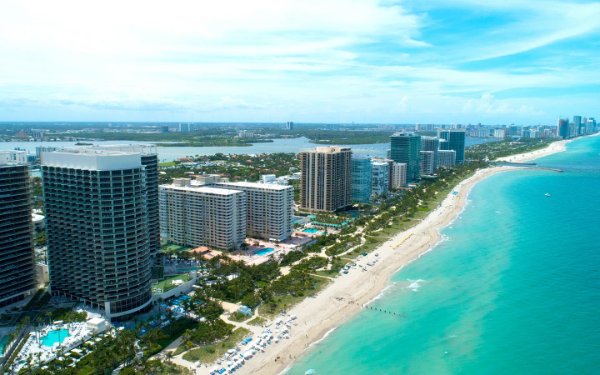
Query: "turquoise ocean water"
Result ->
[[289, 136, 600, 375]]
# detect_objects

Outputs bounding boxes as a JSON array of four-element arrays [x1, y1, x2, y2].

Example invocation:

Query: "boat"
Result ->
[[545, 193, 551, 197]]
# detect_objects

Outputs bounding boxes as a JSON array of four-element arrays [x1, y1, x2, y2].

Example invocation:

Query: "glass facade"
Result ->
[[351, 157, 372, 203]]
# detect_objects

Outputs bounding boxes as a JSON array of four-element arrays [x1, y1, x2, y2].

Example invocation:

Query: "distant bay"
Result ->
[[1, 136, 493, 162]]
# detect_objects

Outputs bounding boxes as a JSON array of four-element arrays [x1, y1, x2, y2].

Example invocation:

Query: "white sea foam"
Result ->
[[406, 279, 426, 292]]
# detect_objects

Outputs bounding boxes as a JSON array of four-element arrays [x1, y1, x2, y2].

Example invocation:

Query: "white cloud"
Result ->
[[0, 0, 597, 123]]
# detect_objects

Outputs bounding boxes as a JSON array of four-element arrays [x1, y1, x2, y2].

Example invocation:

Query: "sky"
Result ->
[[0, 0, 599, 124]]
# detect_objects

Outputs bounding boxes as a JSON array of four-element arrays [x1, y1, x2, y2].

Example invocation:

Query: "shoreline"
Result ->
[[236, 138, 575, 375]]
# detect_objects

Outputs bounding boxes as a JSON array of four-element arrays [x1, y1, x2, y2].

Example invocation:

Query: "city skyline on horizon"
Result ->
[[1, 1, 599, 124]]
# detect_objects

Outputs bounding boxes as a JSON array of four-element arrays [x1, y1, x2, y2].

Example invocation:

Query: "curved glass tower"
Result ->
[[42, 149, 153, 319]]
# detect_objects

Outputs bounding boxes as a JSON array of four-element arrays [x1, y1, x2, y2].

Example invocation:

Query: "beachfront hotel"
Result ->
[[214, 181, 294, 242], [41, 149, 154, 319], [351, 156, 372, 204], [438, 130, 466, 164], [159, 179, 247, 250], [390, 132, 421, 182], [299, 146, 352, 212], [0, 152, 37, 307]]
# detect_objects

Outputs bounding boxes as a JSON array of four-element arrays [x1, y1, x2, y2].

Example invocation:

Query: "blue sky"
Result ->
[[0, 0, 598, 124]]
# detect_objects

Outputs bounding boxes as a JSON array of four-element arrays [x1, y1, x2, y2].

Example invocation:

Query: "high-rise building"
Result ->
[[438, 130, 466, 164], [214, 181, 293, 242], [160, 179, 246, 250], [390, 162, 407, 189], [573, 116, 583, 135], [390, 132, 421, 182], [36, 146, 58, 161], [419, 151, 435, 176], [557, 118, 570, 139], [0, 159, 36, 307], [437, 150, 456, 168], [87, 145, 160, 263], [42, 149, 153, 319], [371, 160, 390, 197], [285, 121, 294, 130], [351, 156, 372, 204], [587, 118, 597, 134], [0, 150, 28, 164], [299, 147, 352, 212], [420, 136, 440, 171]]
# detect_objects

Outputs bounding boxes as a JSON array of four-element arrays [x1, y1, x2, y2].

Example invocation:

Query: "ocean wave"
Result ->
[[406, 279, 426, 292]]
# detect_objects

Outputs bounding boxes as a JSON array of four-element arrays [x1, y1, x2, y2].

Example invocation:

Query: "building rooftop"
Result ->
[[41, 149, 143, 170], [302, 146, 352, 154], [220, 181, 291, 191], [161, 184, 243, 196], [87, 144, 157, 155], [0, 150, 28, 165]]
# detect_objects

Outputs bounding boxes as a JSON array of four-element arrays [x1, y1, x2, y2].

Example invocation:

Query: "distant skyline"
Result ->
[[1, 0, 599, 124]]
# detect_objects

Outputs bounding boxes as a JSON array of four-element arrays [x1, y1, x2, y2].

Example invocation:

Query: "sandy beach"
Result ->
[[231, 139, 572, 375]]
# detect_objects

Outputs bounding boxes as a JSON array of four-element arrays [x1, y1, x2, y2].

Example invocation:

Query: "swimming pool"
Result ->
[[255, 248, 275, 256], [302, 228, 321, 234], [0, 335, 7, 355], [41, 329, 70, 347]]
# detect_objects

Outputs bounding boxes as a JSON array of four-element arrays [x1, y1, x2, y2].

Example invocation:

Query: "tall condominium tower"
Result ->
[[437, 150, 457, 169], [214, 181, 293, 242], [351, 156, 372, 204], [557, 118, 570, 139], [0, 157, 36, 307], [573, 115, 583, 135], [438, 130, 466, 164], [419, 151, 435, 176], [42, 149, 153, 319], [299, 147, 352, 212], [420, 136, 440, 171], [371, 159, 390, 197], [390, 132, 421, 182], [390, 162, 407, 189], [87, 145, 160, 263], [159, 179, 246, 250]]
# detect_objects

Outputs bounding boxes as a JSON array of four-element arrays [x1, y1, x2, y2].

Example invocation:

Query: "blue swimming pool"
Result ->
[[303, 228, 320, 234], [0, 335, 7, 355], [41, 329, 70, 347], [255, 248, 275, 256]]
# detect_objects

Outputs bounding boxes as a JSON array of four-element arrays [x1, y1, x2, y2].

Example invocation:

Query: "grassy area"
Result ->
[[182, 327, 251, 363], [258, 276, 331, 318], [247, 316, 267, 326], [161, 244, 192, 253], [159, 161, 178, 167], [153, 273, 192, 292], [143, 318, 199, 357], [228, 311, 251, 322]]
